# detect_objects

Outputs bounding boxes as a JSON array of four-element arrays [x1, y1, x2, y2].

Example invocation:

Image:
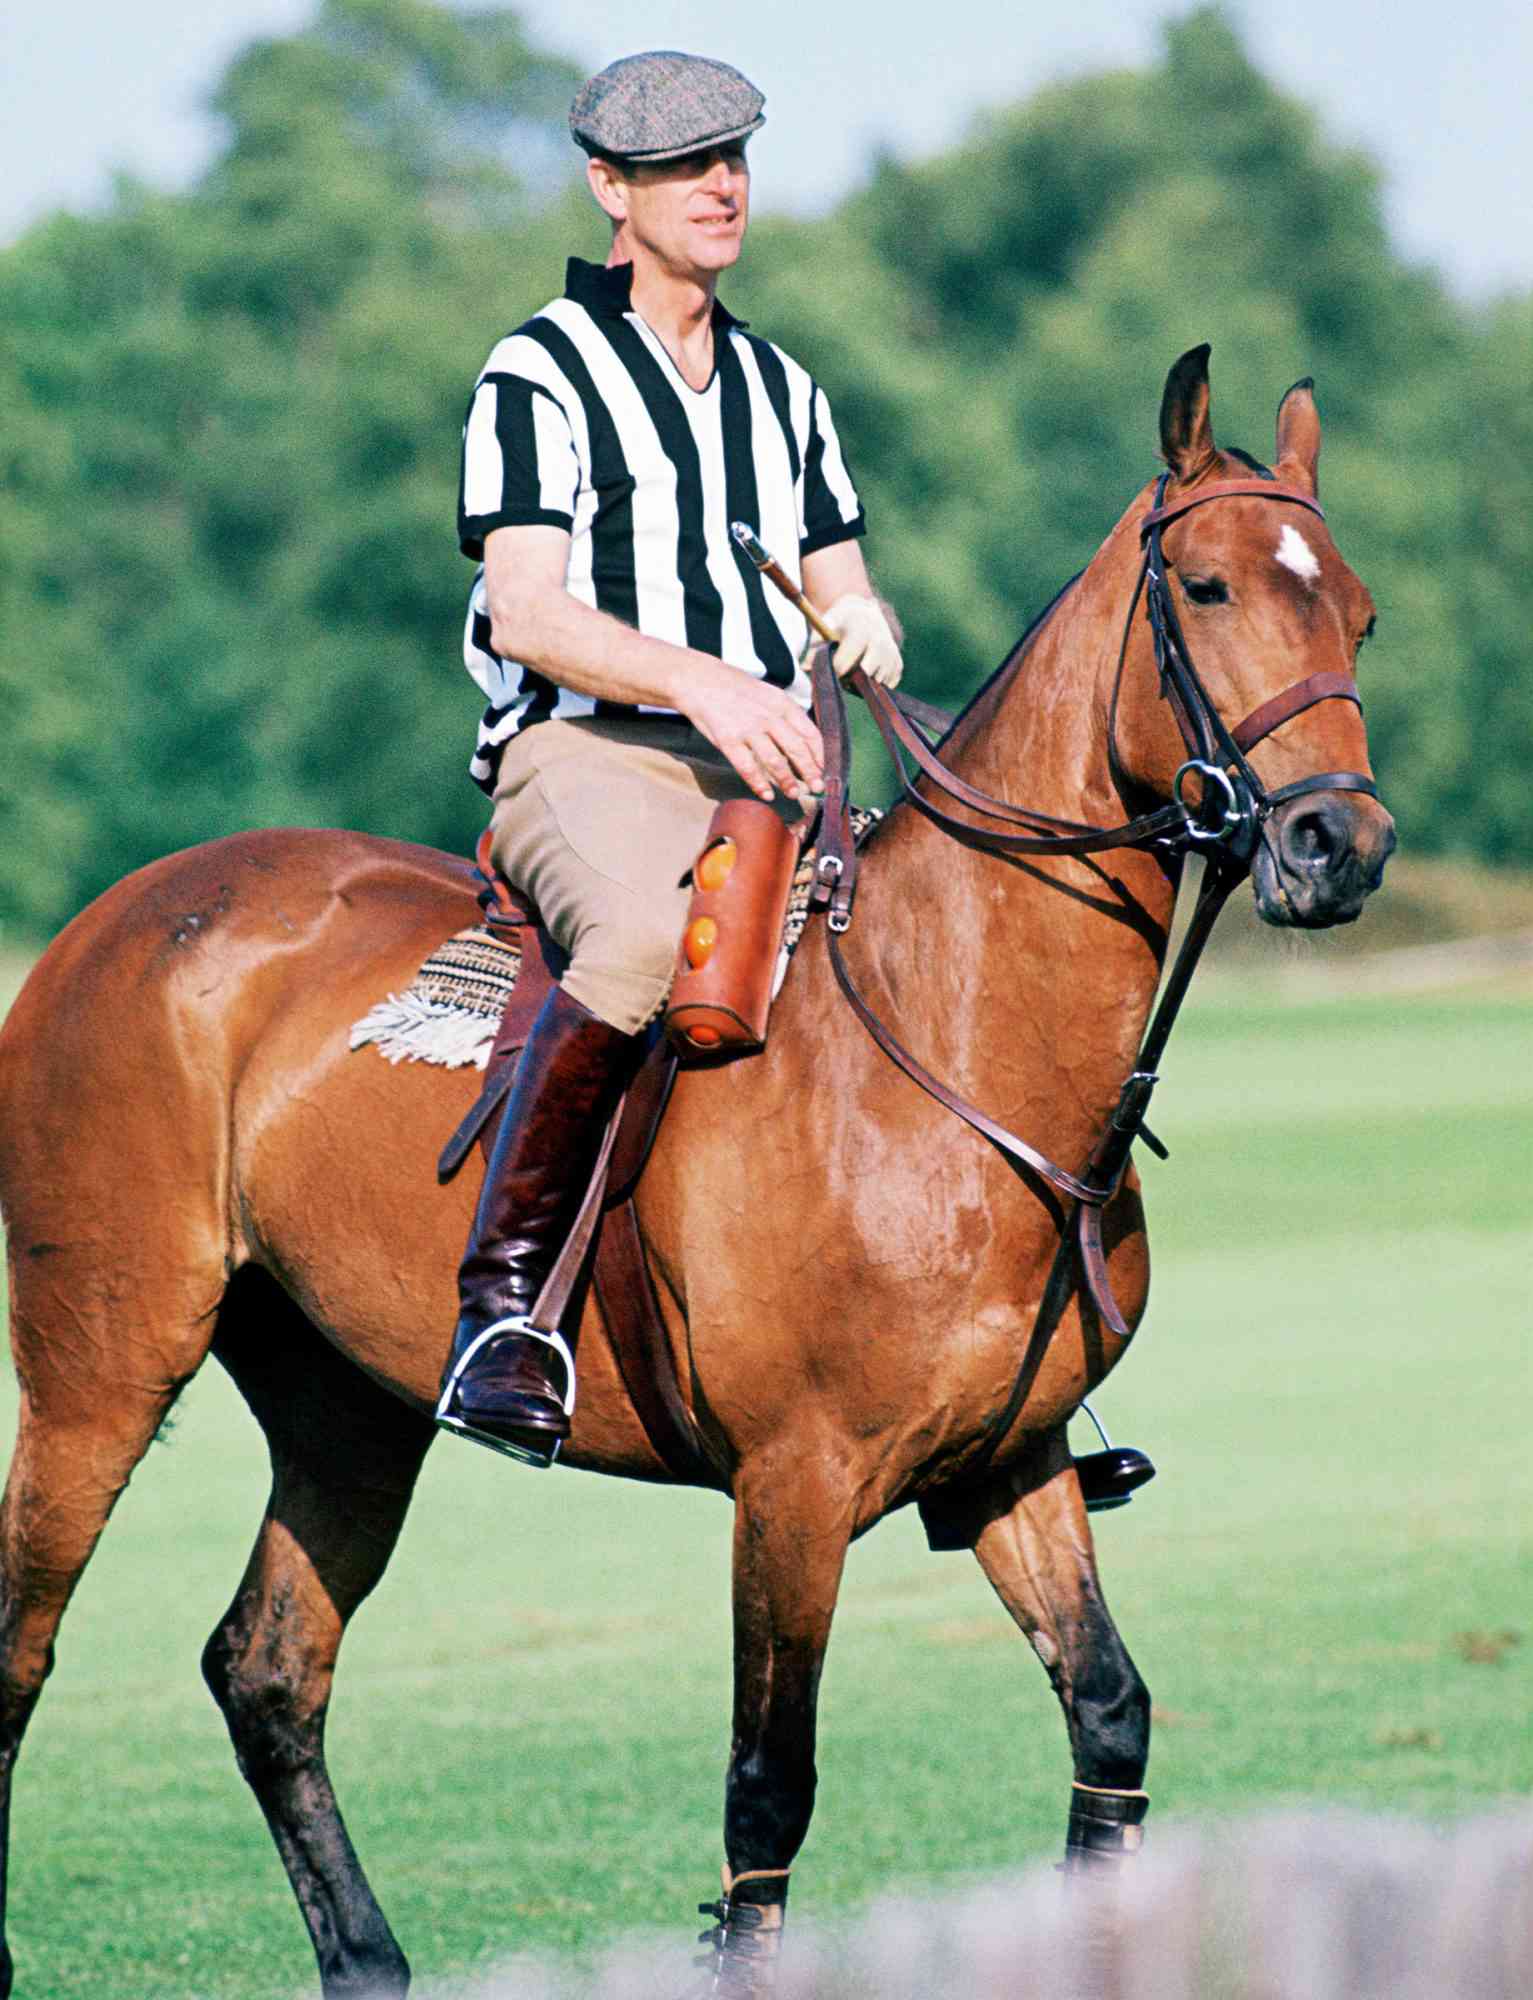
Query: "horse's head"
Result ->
[[1111, 345, 1395, 926]]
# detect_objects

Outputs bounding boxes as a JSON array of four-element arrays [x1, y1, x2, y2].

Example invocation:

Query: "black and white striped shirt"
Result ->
[[457, 258, 866, 791]]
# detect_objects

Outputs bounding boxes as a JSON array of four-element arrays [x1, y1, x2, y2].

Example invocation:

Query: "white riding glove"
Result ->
[[822, 594, 904, 689]]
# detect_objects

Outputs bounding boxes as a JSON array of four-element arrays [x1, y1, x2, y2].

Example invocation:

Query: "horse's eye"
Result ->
[[1181, 577, 1228, 607]]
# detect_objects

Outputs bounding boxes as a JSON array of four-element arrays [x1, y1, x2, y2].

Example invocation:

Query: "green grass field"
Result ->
[[1, 968, 1528, 1998]]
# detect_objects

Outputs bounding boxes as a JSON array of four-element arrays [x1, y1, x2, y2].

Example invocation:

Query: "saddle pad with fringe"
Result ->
[[350, 806, 883, 1071]]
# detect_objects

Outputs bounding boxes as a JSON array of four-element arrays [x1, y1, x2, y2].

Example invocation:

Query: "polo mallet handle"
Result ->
[[730, 521, 841, 647]]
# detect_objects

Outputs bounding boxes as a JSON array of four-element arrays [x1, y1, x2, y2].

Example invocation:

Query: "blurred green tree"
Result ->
[[0, 1, 1526, 939], [0, 0, 593, 932]]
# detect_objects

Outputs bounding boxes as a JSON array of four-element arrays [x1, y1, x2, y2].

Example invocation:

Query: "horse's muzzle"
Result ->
[[1252, 792, 1396, 928]]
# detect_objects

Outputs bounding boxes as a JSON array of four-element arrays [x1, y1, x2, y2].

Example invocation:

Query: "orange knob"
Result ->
[[687, 1023, 721, 1046], [684, 916, 718, 968], [696, 838, 738, 893]]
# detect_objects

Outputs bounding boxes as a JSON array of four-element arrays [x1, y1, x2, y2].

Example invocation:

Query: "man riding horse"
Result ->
[[434, 49, 900, 1463], [434, 50, 1148, 1505]]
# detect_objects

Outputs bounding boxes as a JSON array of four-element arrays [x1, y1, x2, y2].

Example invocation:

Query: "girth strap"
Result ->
[[593, 1200, 726, 1488]]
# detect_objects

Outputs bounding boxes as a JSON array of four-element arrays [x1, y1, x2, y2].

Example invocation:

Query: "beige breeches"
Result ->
[[489, 716, 803, 1035]]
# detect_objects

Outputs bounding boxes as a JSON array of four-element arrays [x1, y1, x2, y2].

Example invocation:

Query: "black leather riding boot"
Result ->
[[436, 983, 640, 1466], [1074, 1446, 1157, 1511]]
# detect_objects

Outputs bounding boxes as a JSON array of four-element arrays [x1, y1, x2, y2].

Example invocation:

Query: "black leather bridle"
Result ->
[[1129, 472, 1378, 864]]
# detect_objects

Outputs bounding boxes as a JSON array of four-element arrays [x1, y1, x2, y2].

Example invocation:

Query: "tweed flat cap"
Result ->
[[570, 51, 765, 163]]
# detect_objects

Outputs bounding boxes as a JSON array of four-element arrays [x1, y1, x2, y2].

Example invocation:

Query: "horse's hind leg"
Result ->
[[202, 1270, 433, 2000], [969, 1434, 1151, 1867], [0, 1235, 223, 1998]]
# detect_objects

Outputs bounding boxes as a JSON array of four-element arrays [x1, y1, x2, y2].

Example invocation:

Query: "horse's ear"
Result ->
[[1159, 344, 1217, 482], [1275, 376, 1321, 495]]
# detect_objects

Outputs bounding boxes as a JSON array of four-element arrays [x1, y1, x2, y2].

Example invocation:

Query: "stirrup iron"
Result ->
[[1075, 1398, 1156, 1512], [434, 1317, 576, 1469]]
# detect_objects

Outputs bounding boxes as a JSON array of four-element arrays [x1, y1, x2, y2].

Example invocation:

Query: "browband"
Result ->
[[1140, 479, 1325, 538]]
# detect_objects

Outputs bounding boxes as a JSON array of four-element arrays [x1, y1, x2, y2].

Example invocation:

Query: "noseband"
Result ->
[[807, 476, 1385, 1469]]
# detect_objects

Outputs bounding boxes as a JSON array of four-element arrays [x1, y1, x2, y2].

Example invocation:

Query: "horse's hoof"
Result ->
[[1075, 1446, 1156, 1511], [694, 1877, 787, 1997]]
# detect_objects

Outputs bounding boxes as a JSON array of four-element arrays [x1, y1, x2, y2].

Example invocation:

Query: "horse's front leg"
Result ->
[[700, 1449, 853, 1996], [970, 1433, 1151, 1869]]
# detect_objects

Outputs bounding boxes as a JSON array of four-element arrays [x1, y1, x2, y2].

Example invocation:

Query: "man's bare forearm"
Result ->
[[485, 564, 825, 801], [487, 576, 719, 710]]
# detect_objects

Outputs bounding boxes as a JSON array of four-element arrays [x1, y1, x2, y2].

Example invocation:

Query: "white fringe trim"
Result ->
[[348, 994, 497, 1070]]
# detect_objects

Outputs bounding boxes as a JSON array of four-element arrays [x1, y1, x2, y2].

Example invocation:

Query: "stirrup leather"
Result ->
[[434, 1317, 576, 1469]]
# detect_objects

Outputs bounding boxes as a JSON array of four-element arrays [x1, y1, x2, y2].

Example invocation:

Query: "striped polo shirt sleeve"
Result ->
[[800, 381, 866, 557], [458, 368, 580, 560]]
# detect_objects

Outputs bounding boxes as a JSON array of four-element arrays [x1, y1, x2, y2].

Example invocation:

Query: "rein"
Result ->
[[806, 475, 1377, 1466]]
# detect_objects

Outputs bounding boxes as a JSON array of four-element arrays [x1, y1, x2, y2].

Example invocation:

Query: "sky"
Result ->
[[4, 0, 1529, 301]]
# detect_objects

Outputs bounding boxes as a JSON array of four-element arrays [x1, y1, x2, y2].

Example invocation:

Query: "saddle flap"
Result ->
[[434, 925, 675, 1192]]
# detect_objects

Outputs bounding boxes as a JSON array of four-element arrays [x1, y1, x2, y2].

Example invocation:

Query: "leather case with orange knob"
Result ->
[[664, 799, 801, 1058]]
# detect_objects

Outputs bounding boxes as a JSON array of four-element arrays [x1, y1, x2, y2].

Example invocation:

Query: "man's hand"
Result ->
[[680, 662, 825, 806], [823, 594, 903, 688], [480, 524, 832, 803]]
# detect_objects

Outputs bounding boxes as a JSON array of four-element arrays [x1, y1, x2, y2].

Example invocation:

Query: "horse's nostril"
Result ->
[[1285, 808, 1339, 871]]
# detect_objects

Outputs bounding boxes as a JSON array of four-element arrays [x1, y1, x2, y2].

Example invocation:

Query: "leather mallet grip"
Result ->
[[731, 521, 840, 646]]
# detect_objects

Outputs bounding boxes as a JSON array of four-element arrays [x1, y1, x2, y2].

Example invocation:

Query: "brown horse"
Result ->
[[0, 349, 1392, 1997]]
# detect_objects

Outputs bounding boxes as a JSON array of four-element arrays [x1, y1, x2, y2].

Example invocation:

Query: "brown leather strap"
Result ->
[[527, 1095, 624, 1335], [435, 935, 564, 1183], [437, 1064, 516, 1183], [1232, 670, 1361, 754], [1138, 479, 1325, 537], [891, 689, 956, 739], [606, 1045, 678, 1204], [592, 1200, 726, 1488], [825, 929, 1104, 1207], [1074, 1201, 1129, 1339], [1264, 769, 1377, 808], [848, 665, 1187, 857], [857, 669, 1103, 836], [809, 652, 857, 928]]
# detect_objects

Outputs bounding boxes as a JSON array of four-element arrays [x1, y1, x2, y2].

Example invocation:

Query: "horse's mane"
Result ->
[[937, 567, 1086, 749], [1224, 445, 1275, 479], [854, 567, 1084, 854]]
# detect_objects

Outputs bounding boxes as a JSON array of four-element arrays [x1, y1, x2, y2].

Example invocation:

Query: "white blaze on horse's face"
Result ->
[[1274, 523, 1322, 586]]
